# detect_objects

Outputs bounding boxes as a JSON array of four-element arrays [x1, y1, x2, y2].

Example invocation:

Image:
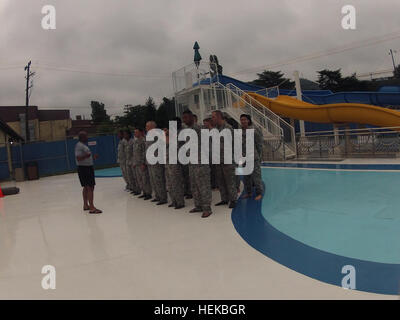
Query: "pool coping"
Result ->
[[262, 162, 400, 171]]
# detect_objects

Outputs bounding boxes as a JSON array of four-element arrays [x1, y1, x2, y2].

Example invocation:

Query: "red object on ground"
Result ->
[[0, 188, 3, 198]]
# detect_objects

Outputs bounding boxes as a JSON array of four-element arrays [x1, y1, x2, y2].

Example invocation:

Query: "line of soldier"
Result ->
[[116, 110, 264, 218]]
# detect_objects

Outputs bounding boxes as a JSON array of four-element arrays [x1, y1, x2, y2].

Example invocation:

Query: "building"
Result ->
[[66, 116, 98, 137], [0, 116, 24, 180], [0, 106, 72, 142]]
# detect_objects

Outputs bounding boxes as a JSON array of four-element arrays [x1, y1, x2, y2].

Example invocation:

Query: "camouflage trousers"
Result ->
[[126, 163, 140, 193], [215, 164, 237, 202], [244, 158, 264, 196], [120, 161, 129, 187], [210, 164, 217, 189], [182, 164, 192, 196], [189, 164, 212, 212], [165, 164, 185, 207], [148, 164, 167, 202], [135, 165, 152, 196]]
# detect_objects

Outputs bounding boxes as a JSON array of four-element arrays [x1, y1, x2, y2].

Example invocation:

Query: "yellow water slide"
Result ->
[[246, 92, 400, 129]]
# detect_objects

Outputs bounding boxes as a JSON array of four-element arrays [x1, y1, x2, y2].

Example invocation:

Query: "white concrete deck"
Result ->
[[0, 172, 395, 299]]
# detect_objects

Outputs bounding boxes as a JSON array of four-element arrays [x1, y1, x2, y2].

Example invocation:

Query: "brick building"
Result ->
[[0, 106, 72, 142], [67, 117, 98, 137]]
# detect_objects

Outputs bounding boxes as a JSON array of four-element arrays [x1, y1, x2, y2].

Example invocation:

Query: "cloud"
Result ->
[[0, 0, 399, 117]]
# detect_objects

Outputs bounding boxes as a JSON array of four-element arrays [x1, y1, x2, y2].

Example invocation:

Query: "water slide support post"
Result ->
[[333, 124, 340, 145], [294, 71, 305, 137]]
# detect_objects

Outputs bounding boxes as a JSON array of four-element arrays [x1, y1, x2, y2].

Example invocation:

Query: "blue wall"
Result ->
[[0, 134, 119, 180]]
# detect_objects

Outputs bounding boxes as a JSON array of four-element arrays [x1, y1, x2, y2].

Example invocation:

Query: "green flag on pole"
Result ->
[[193, 41, 202, 68]]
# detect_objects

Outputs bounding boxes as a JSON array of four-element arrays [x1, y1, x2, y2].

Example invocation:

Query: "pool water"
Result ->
[[261, 168, 400, 264], [95, 167, 122, 177]]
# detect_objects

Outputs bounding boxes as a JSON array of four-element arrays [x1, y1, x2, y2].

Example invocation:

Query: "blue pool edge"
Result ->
[[231, 191, 400, 296]]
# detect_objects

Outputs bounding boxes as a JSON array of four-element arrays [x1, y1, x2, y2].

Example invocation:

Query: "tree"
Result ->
[[340, 73, 369, 91], [114, 96, 176, 131], [90, 101, 110, 124], [156, 97, 176, 128], [144, 97, 156, 124], [317, 69, 343, 91], [394, 65, 400, 79], [115, 104, 143, 129], [317, 69, 369, 92], [250, 70, 294, 89]]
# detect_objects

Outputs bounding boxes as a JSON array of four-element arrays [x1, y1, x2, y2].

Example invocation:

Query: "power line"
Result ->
[[232, 30, 400, 75], [0, 65, 24, 70], [356, 68, 394, 79], [35, 64, 171, 79]]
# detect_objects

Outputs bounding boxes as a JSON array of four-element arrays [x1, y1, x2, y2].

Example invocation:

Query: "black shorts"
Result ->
[[77, 166, 96, 187]]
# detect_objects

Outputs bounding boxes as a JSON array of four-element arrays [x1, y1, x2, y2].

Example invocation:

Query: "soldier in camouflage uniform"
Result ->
[[240, 114, 264, 201], [164, 127, 185, 209], [181, 121, 193, 199], [211, 110, 237, 209], [203, 117, 218, 190], [132, 128, 152, 200], [123, 130, 133, 191], [145, 121, 168, 206], [125, 130, 141, 195], [117, 130, 129, 191], [182, 110, 212, 218]]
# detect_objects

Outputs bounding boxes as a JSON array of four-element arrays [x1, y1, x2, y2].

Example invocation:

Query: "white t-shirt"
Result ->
[[75, 141, 93, 166]]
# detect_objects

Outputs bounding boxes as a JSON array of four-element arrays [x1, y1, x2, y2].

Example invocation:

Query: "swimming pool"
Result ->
[[96, 164, 400, 294], [263, 168, 400, 264], [232, 165, 400, 295]]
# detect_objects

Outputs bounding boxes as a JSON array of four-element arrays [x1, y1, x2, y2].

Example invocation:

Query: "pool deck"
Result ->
[[0, 161, 397, 299]]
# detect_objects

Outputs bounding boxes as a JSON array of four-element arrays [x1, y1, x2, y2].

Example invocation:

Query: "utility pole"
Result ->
[[389, 49, 397, 74], [24, 61, 35, 142]]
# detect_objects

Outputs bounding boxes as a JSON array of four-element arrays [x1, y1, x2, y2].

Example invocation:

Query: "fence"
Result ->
[[260, 127, 400, 161], [296, 127, 400, 159], [0, 134, 119, 181], [2, 127, 400, 180]]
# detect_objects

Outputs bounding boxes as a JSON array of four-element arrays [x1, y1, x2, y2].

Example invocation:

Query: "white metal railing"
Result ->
[[172, 61, 219, 94], [224, 83, 296, 155], [254, 85, 280, 98], [214, 82, 283, 135], [302, 126, 400, 137], [227, 83, 286, 127], [296, 127, 400, 159]]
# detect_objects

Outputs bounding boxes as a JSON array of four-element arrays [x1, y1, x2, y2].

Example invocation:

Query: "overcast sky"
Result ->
[[1, 0, 400, 118]]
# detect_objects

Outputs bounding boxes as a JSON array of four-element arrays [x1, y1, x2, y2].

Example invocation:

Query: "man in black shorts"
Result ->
[[75, 131, 102, 214]]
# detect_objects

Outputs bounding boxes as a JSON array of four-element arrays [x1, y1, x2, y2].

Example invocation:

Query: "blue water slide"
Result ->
[[301, 92, 400, 106], [198, 75, 400, 107]]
